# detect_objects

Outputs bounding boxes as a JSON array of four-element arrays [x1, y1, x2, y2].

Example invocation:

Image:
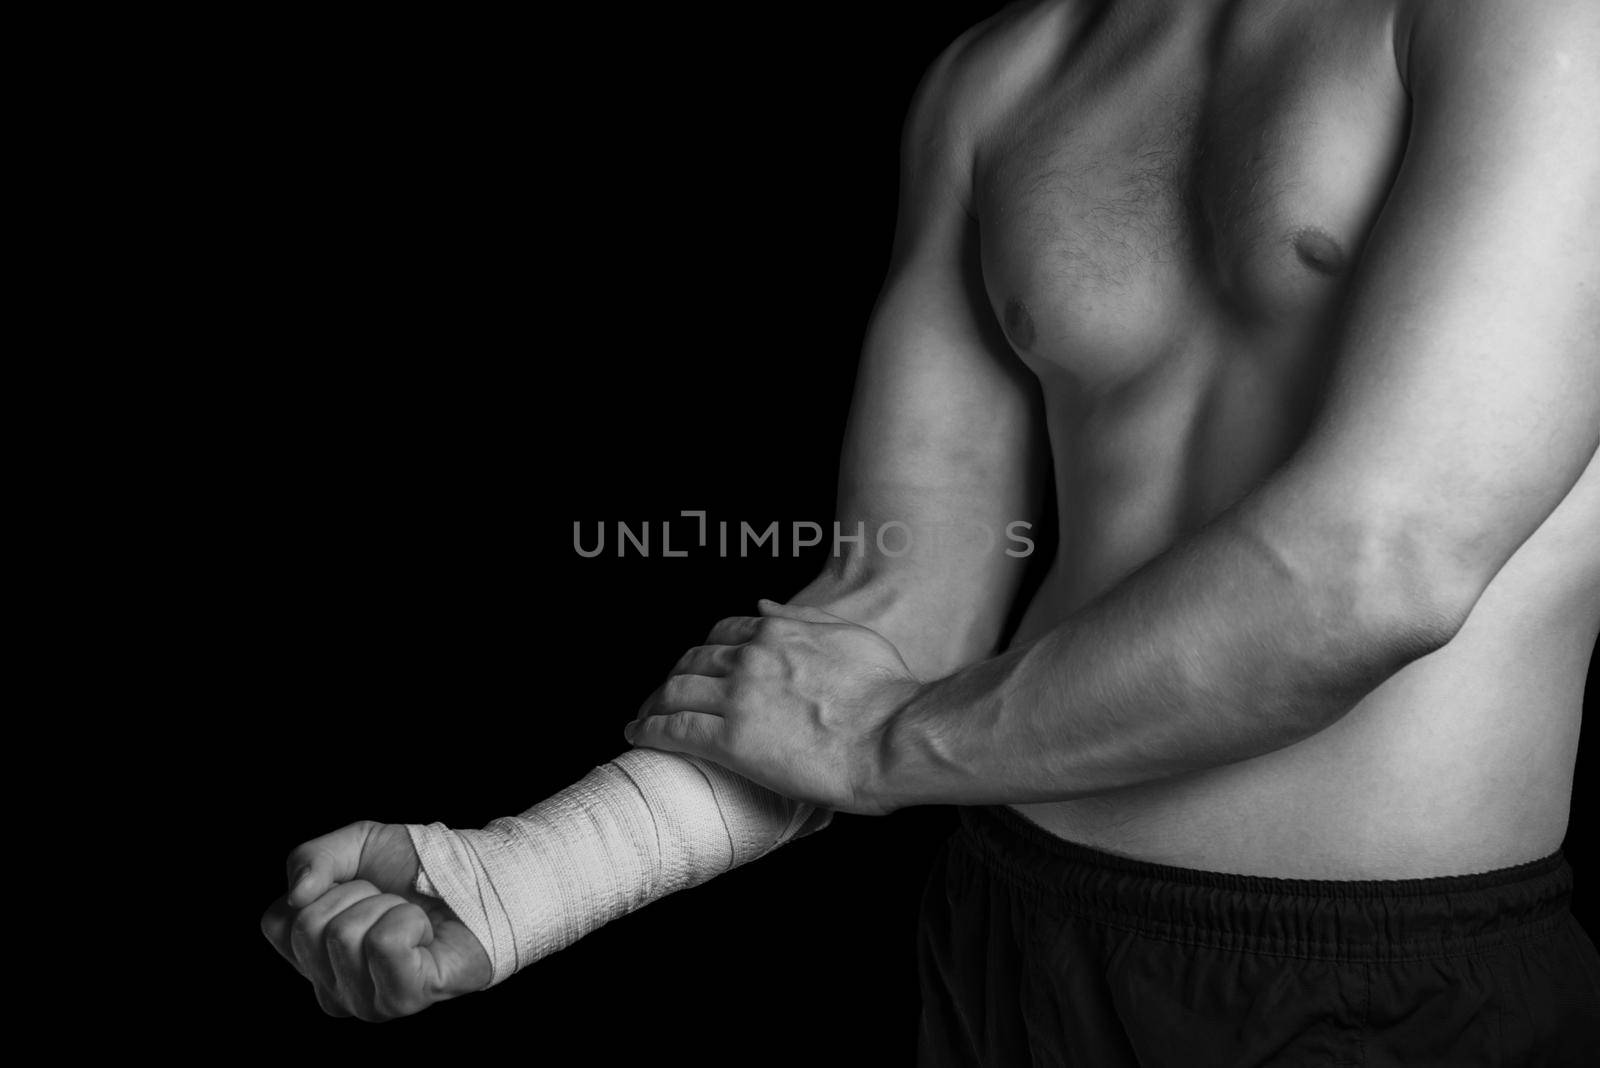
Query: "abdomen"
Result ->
[[1008, 456, 1600, 879]]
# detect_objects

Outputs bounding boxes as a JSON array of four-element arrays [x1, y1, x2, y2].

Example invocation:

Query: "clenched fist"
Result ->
[[260, 821, 491, 1021]]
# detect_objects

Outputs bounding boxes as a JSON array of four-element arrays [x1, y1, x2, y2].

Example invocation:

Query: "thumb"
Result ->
[[284, 820, 374, 908], [756, 598, 845, 624]]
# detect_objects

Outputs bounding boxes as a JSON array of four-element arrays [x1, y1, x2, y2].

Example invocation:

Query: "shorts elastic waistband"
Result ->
[[956, 805, 1573, 962]]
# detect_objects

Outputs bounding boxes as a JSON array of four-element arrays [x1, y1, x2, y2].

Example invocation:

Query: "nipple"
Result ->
[[1291, 226, 1346, 276], [1004, 297, 1037, 351]]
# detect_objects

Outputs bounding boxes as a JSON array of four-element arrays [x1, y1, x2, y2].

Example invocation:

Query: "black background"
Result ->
[[224, 5, 1596, 1063]]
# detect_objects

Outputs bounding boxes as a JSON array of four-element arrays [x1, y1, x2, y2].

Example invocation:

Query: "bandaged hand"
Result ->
[[626, 599, 924, 815], [261, 751, 833, 1017], [260, 603, 871, 1016], [260, 821, 492, 1021]]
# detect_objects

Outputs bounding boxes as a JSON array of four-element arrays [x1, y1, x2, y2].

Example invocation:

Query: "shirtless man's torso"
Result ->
[[955, 0, 1600, 878]]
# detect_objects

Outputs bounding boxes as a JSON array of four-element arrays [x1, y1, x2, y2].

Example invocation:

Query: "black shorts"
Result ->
[[916, 805, 1600, 1067]]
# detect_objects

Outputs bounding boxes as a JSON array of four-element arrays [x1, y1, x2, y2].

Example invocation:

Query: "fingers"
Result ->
[[425, 914, 494, 997], [626, 709, 725, 758], [756, 598, 845, 624], [671, 644, 739, 677], [263, 863, 466, 1022], [636, 672, 729, 723], [284, 821, 374, 908], [704, 615, 800, 649], [705, 615, 762, 645], [366, 902, 438, 1017], [707, 602, 836, 647], [325, 893, 413, 1021], [260, 898, 299, 967], [635, 600, 841, 754], [290, 879, 383, 996], [264, 821, 471, 1023]]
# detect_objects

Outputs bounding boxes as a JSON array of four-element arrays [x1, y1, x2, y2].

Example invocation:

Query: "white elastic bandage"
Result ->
[[405, 748, 833, 986]]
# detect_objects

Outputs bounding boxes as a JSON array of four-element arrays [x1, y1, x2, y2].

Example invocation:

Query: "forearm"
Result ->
[[785, 503, 1033, 681], [407, 748, 829, 985], [873, 491, 1468, 808]]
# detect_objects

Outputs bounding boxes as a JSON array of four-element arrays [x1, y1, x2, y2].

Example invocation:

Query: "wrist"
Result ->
[[863, 641, 1031, 811], [862, 678, 945, 814]]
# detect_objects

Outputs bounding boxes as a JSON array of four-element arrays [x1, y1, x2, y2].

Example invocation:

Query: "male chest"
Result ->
[[972, 2, 1409, 388]]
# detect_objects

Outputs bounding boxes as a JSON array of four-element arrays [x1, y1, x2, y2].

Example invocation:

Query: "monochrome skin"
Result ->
[[262, 0, 1600, 1058]]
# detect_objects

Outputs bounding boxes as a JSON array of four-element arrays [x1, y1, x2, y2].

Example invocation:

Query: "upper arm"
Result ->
[[839, 26, 1043, 516], [1254, 0, 1600, 632], [807, 20, 1049, 671]]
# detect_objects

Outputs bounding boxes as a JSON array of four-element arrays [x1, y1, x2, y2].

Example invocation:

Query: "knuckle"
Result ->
[[326, 917, 360, 951], [335, 879, 377, 905], [725, 675, 753, 705], [290, 909, 319, 941], [364, 925, 405, 957], [361, 927, 389, 956]]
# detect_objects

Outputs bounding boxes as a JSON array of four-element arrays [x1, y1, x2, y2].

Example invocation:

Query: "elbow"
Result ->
[[1239, 499, 1485, 684], [1221, 494, 1494, 731], [1330, 521, 1487, 670]]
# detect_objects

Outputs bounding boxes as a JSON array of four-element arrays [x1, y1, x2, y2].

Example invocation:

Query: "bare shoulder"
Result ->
[[1392, 0, 1600, 186], [1398, 0, 1600, 88], [902, 1, 1083, 196]]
